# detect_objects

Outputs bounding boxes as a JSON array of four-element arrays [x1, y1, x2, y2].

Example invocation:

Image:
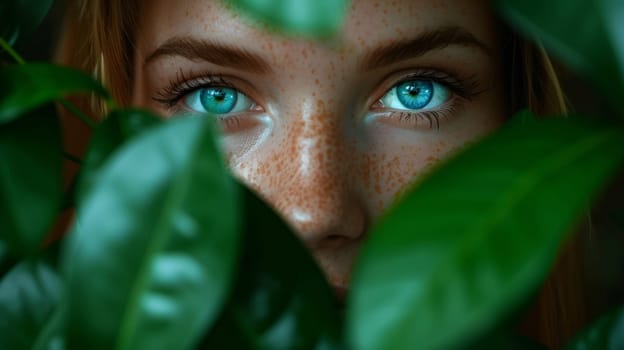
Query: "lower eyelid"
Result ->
[[369, 98, 464, 131]]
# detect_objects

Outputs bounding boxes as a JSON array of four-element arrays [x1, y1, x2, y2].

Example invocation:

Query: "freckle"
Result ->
[[374, 183, 382, 194]]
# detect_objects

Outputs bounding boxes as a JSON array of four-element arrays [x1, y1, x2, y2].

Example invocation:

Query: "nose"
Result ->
[[263, 101, 367, 249]]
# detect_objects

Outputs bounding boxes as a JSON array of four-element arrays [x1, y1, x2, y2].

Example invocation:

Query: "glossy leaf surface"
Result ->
[[348, 112, 624, 350], [565, 305, 624, 349], [0, 64, 109, 123], [78, 109, 162, 200], [495, 0, 624, 109], [201, 188, 342, 349], [226, 0, 348, 38], [0, 0, 53, 46], [64, 117, 241, 350], [0, 105, 62, 254], [0, 261, 61, 350]]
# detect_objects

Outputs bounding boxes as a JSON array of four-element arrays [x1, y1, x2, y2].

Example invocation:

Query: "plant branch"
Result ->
[[0, 37, 26, 64], [57, 98, 97, 129]]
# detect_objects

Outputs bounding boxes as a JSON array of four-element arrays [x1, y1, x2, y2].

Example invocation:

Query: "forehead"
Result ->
[[137, 0, 498, 55]]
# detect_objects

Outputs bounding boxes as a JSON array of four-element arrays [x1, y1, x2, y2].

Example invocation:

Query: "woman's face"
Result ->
[[132, 0, 506, 295]]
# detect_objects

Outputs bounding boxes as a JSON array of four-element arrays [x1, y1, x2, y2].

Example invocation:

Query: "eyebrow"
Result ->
[[360, 26, 490, 71], [144, 37, 272, 74]]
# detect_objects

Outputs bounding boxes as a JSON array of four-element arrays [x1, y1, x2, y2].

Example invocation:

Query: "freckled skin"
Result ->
[[133, 0, 507, 291]]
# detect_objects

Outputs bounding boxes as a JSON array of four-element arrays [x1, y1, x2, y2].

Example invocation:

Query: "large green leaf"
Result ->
[[494, 0, 624, 109], [0, 63, 109, 124], [468, 329, 547, 350], [200, 188, 342, 349], [78, 109, 162, 200], [0, 261, 61, 350], [0, 104, 62, 254], [64, 116, 241, 350], [0, 0, 53, 46], [0, 242, 6, 266], [565, 305, 624, 349], [226, 0, 348, 38], [347, 112, 624, 350]]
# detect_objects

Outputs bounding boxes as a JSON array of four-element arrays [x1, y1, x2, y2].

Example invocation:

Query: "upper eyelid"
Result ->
[[153, 68, 481, 115], [152, 72, 258, 108]]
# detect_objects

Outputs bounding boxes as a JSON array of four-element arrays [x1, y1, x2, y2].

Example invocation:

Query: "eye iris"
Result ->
[[396, 80, 433, 110], [199, 87, 237, 114]]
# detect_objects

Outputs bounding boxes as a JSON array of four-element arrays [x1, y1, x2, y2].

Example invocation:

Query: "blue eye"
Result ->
[[380, 79, 450, 111], [184, 87, 254, 114]]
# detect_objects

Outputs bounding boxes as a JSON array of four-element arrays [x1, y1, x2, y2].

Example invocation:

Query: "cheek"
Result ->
[[356, 107, 505, 217], [355, 132, 456, 217]]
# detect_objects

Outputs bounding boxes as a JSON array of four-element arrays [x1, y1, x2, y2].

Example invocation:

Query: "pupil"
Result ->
[[213, 90, 226, 101], [408, 88, 420, 96]]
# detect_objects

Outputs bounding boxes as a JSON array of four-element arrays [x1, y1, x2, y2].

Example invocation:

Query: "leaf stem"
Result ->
[[57, 98, 97, 129], [63, 151, 82, 165], [0, 37, 26, 64]]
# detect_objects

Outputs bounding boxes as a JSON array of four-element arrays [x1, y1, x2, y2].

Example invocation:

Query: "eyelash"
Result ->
[[374, 69, 482, 130], [153, 68, 483, 129], [152, 69, 237, 109]]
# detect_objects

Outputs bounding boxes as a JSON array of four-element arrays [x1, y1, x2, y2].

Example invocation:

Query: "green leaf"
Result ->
[[79, 109, 162, 200], [470, 331, 547, 350], [0, 0, 53, 46], [64, 116, 242, 350], [0, 261, 62, 350], [0, 104, 63, 254], [0, 241, 7, 263], [494, 0, 624, 109], [226, 0, 348, 38], [0, 63, 109, 124], [200, 188, 343, 349], [347, 112, 624, 350], [565, 305, 624, 349]]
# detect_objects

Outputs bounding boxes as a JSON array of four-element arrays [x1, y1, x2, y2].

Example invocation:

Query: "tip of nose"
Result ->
[[285, 201, 368, 248]]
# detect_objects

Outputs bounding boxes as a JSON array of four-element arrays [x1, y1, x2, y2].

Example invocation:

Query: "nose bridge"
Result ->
[[271, 98, 362, 243], [295, 100, 343, 187]]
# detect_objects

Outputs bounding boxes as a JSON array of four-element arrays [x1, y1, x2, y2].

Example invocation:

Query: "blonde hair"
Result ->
[[57, 1, 584, 348]]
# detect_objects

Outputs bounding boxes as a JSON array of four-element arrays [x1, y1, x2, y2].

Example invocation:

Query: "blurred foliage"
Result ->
[[226, 0, 349, 39], [0, 0, 52, 47], [494, 0, 624, 113], [0, 0, 623, 349], [348, 113, 624, 350], [0, 104, 62, 255], [565, 305, 624, 349]]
